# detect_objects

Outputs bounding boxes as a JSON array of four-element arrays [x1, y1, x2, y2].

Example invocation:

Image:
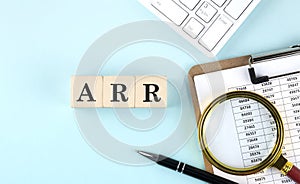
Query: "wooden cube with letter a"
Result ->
[[103, 76, 135, 108], [135, 76, 167, 108], [71, 76, 103, 108]]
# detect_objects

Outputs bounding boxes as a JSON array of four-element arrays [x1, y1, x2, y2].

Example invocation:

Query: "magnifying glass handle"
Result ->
[[286, 165, 300, 183], [274, 155, 300, 183]]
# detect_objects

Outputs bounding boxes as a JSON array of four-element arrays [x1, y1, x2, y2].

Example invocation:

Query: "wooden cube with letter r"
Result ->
[[103, 76, 135, 108], [135, 76, 167, 108]]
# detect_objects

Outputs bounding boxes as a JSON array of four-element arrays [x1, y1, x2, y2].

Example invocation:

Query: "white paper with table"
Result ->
[[194, 55, 300, 184]]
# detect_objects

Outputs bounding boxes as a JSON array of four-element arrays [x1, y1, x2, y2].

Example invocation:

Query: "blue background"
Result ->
[[1, 0, 300, 183]]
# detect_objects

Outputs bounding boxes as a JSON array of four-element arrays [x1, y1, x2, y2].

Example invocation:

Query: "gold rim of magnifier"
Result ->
[[198, 91, 284, 175]]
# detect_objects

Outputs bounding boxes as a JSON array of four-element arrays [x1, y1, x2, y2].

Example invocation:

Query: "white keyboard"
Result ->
[[138, 0, 261, 57]]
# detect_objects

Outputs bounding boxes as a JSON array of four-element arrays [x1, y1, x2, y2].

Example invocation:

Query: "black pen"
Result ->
[[137, 151, 238, 184]]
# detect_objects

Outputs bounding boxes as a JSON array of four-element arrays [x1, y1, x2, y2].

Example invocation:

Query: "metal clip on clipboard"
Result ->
[[248, 45, 300, 84]]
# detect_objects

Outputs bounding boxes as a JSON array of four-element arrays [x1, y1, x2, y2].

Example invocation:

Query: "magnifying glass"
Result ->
[[198, 91, 300, 183]]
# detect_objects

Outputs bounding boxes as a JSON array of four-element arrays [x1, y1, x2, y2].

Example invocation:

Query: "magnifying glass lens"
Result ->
[[204, 97, 278, 170]]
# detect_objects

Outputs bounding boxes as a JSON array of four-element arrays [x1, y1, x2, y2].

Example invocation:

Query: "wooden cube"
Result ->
[[103, 76, 135, 108], [71, 76, 102, 108], [135, 76, 167, 108]]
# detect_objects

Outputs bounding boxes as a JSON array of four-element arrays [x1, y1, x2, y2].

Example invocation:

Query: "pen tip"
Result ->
[[136, 150, 158, 162], [136, 150, 151, 156]]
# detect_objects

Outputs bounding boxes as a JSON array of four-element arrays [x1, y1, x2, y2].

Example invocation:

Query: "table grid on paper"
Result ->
[[229, 73, 300, 184]]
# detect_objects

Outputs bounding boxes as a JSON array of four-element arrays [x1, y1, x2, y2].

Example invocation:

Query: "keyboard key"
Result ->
[[211, 0, 227, 7], [179, 0, 200, 10], [196, 1, 217, 23], [199, 15, 233, 51], [183, 18, 204, 39], [151, 0, 189, 26], [225, 0, 253, 20], [139, 0, 261, 56]]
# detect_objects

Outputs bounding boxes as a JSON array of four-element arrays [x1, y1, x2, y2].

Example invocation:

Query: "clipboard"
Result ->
[[188, 45, 300, 174]]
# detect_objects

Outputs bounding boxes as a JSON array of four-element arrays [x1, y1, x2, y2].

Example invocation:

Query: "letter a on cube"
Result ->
[[71, 76, 103, 108]]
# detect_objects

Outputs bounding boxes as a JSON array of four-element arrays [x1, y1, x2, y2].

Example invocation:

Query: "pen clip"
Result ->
[[248, 45, 300, 84]]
